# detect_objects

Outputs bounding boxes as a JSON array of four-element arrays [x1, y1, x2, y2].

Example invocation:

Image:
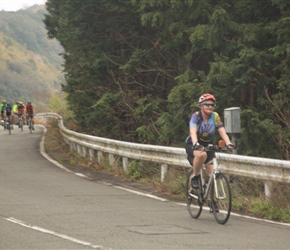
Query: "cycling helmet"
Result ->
[[27, 101, 32, 104], [7, 102, 11, 106], [198, 93, 216, 104], [2, 100, 6, 103]]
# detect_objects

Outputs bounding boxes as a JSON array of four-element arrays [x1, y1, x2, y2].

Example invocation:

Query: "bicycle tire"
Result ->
[[210, 172, 232, 225], [185, 169, 203, 219], [28, 119, 32, 133], [8, 120, 11, 135], [20, 119, 23, 132]]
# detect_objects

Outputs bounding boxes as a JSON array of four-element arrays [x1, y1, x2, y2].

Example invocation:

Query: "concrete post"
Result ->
[[161, 164, 168, 182], [122, 157, 128, 172]]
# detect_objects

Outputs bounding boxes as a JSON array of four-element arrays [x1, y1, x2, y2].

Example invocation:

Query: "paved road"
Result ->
[[0, 125, 290, 249]]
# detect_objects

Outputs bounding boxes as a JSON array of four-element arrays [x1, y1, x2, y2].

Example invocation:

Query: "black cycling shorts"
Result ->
[[185, 142, 214, 166]]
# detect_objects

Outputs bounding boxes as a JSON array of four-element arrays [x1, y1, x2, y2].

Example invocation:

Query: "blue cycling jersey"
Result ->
[[185, 111, 224, 144]]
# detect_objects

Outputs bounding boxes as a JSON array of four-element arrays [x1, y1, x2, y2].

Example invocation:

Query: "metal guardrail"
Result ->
[[36, 113, 290, 197]]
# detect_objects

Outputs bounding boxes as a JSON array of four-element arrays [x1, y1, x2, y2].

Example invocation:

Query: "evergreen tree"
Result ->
[[44, 0, 290, 159]]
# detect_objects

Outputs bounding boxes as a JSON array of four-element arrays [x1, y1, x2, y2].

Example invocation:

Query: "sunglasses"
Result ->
[[203, 103, 215, 107]]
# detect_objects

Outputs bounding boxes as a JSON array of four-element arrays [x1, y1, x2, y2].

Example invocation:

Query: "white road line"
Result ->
[[39, 125, 74, 174], [5, 217, 109, 249], [114, 186, 168, 202], [75, 173, 91, 179]]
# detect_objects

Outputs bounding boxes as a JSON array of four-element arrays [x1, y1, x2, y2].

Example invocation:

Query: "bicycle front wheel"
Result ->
[[29, 119, 32, 133], [210, 172, 231, 224], [20, 119, 23, 131], [185, 169, 202, 219]]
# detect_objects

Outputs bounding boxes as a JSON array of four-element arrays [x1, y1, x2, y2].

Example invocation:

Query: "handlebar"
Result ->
[[194, 141, 237, 152]]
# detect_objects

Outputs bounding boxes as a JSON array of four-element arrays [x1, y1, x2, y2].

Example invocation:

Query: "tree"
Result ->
[[44, 0, 290, 159]]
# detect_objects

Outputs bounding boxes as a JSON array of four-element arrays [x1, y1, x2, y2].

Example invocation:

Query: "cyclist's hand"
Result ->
[[192, 142, 204, 151], [226, 143, 234, 150]]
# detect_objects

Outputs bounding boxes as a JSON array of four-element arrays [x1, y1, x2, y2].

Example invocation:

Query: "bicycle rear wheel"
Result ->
[[185, 169, 202, 219], [210, 172, 231, 224]]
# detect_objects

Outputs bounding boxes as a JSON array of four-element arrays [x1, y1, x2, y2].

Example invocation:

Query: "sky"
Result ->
[[0, 0, 46, 12]]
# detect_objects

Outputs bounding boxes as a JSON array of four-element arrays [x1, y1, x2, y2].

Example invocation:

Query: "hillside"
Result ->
[[0, 4, 64, 111]]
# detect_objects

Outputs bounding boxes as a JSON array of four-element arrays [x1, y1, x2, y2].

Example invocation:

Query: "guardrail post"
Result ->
[[265, 181, 273, 199], [77, 144, 82, 154], [89, 148, 95, 161], [82, 146, 87, 157], [72, 142, 77, 151], [109, 154, 115, 166], [69, 142, 73, 151], [161, 164, 168, 182], [122, 157, 128, 171], [97, 151, 103, 163]]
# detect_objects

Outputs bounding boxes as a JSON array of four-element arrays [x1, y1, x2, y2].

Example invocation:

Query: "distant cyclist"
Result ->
[[4, 102, 14, 129], [0, 100, 7, 122], [25, 101, 35, 130], [16, 101, 26, 127], [13, 101, 19, 113]]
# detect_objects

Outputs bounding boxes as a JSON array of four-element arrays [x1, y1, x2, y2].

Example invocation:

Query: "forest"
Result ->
[[0, 5, 63, 111], [44, 0, 290, 160]]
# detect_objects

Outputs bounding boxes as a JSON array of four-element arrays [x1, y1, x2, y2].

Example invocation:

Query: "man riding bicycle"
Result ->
[[25, 101, 35, 130], [2, 102, 14, 129], [185, 94, 234, 189], [16, 101, 26, 127], [0, 100, 7, 124]]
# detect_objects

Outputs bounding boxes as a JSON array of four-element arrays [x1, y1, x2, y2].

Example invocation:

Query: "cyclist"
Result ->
[[25, 101, 34, 130], [4, 102, 14, 129], [13, 101, 19, 113], [0, 100, 7, 124], [185, 94, 234, 190], [16, 101, 26, 127]]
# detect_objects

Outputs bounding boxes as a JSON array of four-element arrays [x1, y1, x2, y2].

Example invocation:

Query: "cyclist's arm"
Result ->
[[189, 127, 199, 145]]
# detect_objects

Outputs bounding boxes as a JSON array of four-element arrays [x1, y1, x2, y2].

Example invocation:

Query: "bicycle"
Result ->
[[3, 115, 7, 131], [27, 116, 33, 133], [18, 114, 24, 132], [6, 116, 12, 135], [185, 140, 232, 225]]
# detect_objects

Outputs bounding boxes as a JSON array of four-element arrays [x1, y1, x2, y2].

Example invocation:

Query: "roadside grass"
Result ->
[[43, 123, 290, 223]]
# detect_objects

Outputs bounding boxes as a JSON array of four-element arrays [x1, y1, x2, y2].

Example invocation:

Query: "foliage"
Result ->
[[44, 0, 290, 160], [0, 5, 63, 111], [49, 92, 74, 120]]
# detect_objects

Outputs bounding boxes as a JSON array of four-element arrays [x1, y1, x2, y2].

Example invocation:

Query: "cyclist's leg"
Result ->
[[192, 150, 206, 188], [204, 152, 216, 211], [185, 144, 199, 188], [204, 151, 214, 174]]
